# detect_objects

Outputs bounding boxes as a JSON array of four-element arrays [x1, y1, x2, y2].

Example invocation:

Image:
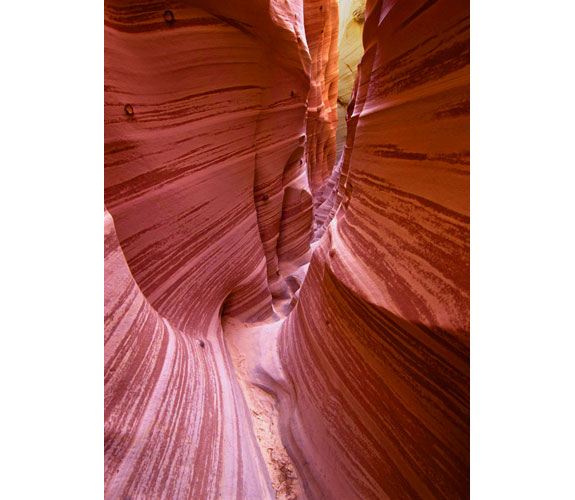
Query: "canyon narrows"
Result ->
[[104, 0, 470, 499]]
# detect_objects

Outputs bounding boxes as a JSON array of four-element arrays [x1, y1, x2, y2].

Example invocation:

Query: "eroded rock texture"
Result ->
[[336, 0, 366, 160], [279, 0, 470, 498], [104, 0, 337, 498], [104, 0, 469, 498]]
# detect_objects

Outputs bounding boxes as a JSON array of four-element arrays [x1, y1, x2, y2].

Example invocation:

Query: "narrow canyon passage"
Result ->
[[104, 0, 470, 499]]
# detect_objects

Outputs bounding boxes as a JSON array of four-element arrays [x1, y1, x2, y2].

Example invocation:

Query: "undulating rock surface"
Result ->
[[104, 0, 469, 498], [279, 0, 470, 498], [104, 0, 337, 498]]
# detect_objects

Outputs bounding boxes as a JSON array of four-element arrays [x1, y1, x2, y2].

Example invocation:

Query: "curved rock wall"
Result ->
[[303, 0, 339, 207], [105, 209, 274, 498], [278, 0, 470, 498], [105, 0, 469, 498], [336, 0, 366, 160], [104, 0, 337, 498]]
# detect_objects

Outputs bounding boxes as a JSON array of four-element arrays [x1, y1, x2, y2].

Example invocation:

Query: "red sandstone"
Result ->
[[104, 0, 469, 498]]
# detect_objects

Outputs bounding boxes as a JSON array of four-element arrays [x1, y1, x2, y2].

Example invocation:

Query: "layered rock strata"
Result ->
[[104, 0, 337, 498], [104, 0, 470, 498], [279, 0, 470, 498]]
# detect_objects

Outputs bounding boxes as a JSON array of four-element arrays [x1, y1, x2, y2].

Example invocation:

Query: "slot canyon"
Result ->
[[104, 0, 469, 498]]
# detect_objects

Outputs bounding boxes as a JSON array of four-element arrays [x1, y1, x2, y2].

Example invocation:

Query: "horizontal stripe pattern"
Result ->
[[104, 1, 338, 499], [278, 0, 470, 498]]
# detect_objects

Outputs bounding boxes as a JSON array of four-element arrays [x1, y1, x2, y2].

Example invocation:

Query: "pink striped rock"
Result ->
[[105, 0, 338, 498], [105, 0, 469, 498], [278, 0, 470, 498]]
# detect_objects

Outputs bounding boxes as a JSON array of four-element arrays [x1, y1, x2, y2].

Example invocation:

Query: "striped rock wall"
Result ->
[[104, 209, 273, 498], [278, 0, 470, 498], [104, 0, 337, 498], [105, 0, 469, 497]]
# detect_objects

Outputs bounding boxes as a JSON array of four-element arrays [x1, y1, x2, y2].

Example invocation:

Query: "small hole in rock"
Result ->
[[291, 90, 295, 97], [199, 340, 205, 348], [124, 104, 134, 116], [164, 10, 174, 23], [262, 194, 269, 202]]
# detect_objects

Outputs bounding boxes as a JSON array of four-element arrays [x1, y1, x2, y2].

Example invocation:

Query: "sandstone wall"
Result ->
[[104, 0, 469, 498], [104, 1, 338, 498], [278, 0, 470, 498], [336, 0, 366, 160]]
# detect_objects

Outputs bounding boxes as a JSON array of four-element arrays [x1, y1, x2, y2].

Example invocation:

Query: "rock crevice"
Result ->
[[104, 0, 469, 498]]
